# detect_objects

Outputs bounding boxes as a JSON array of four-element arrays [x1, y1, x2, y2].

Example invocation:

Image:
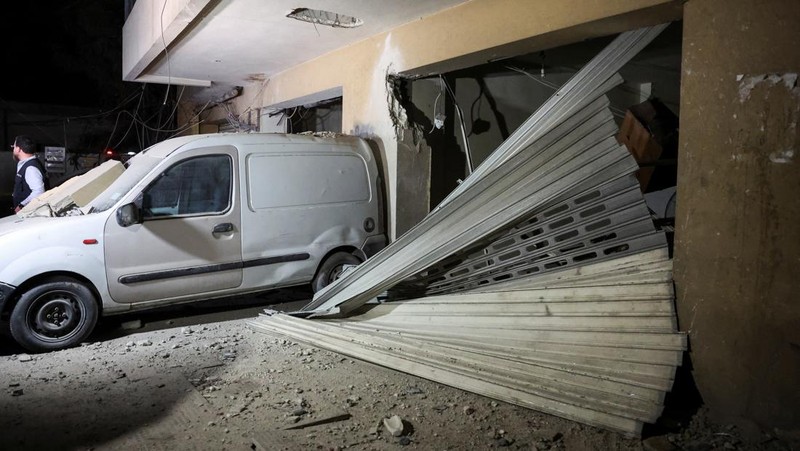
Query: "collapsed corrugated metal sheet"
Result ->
[[247, 23, 685, 436]]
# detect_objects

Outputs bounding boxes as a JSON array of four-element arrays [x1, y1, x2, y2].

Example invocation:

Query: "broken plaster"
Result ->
[[737, 73, 799, 103], [768, 149, 795, 164], [386, 68, 426, 147], [385, 67, 409, 141]]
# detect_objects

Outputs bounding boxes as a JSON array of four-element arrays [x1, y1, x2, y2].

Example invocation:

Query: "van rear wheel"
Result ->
[[312, 252, 361, 293], [9, 279, 99, 353]]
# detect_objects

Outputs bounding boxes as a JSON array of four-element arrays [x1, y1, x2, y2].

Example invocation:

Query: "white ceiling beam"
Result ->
[[122, 0, 218, 83], [134, 74, 212, 87]]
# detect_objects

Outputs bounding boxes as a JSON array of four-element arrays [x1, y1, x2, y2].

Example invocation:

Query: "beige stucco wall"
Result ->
[[217, 0, 682, 238]]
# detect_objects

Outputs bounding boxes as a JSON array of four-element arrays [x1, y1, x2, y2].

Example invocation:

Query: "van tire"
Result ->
[[312, 252, 361, 293], [9, 280, 99, 353]]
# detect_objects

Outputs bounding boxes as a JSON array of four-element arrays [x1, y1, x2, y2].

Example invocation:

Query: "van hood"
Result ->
[[0, 214, 98, 239], [0, 215, 30, 238]]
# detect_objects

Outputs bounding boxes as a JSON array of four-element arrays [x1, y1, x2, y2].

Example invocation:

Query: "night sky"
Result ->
[[1, 1, 179, 153], [1, 1, 127, 108]]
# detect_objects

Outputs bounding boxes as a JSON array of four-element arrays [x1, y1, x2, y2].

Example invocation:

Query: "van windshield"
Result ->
[[86, 153, 163, 213]]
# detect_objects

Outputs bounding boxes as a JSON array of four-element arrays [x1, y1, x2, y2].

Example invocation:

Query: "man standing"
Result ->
[[11, 135, 46, 213]]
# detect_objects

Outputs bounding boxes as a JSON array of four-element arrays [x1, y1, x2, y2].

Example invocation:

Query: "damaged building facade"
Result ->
[[122, 0, 799, 435]]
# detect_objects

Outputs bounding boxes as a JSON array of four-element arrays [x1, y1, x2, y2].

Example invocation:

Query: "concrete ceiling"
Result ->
[[131, 0, 470, 100]]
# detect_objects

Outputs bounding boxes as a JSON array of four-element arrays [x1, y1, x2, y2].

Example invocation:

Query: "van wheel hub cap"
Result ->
[[35, 298, 78, 334]]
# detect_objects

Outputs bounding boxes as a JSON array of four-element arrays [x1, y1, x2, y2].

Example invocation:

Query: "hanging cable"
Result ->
[[440, 75, 473, 174], [160, 0, 172, 105]]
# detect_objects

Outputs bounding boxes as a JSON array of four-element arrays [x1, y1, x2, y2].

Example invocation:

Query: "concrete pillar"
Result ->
[[675, 0, 800, 430]]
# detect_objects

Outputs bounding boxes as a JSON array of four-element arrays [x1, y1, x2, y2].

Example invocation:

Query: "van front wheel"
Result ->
[[9, 280, 99, 353], [312, 252, 361, 293]]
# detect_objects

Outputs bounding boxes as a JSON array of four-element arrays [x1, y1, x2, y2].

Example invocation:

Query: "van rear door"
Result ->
[[104, 146, 243, 304]]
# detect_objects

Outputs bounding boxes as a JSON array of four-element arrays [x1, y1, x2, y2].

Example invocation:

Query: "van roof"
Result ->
[[143, 132, 371, 160]]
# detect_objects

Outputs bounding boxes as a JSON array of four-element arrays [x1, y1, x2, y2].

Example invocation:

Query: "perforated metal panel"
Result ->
[[390, 175, 665, 299]]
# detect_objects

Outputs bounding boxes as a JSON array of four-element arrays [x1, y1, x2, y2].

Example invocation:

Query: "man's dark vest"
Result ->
[[12, 157, 47, 207]]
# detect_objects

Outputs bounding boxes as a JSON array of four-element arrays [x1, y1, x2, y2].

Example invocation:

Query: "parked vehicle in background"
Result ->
[[0, 133, 386, 352]]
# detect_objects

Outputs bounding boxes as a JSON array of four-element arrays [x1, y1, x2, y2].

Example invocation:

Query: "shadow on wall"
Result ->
[[351, 125, 391, 241]]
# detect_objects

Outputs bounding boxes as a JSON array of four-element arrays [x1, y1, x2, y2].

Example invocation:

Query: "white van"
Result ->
[[0, 133, 386, 352]]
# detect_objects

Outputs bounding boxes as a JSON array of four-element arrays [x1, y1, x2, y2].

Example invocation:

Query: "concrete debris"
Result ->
[[0, 313, 789, 450], [383, 415, 405, 437], [405, 386, 424, 396], [18, 160, 124, 218]]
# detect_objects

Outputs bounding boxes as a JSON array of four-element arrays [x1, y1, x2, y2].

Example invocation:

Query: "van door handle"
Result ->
[[212, 223, 234, 234]]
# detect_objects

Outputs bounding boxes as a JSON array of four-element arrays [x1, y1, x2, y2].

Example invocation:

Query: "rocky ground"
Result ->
[[0, 289, 797, 451]]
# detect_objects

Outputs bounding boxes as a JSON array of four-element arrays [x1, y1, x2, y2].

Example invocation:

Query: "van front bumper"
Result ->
[[0, 282, 15, 314]]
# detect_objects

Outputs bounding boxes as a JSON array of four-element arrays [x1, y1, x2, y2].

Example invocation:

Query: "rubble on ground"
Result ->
[[0, 318, 796, 450]]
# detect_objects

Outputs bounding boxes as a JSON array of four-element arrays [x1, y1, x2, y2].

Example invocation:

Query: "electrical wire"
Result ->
[[663, 189, 677, 219], [429, 87, 443, 133], [158, 85, 185, 130], [108, 87, 146, 150], [160, 0, 172, 105], [238, 79, 269, 123], [440, 75, 474, 173], [506, 65, 628, 119]]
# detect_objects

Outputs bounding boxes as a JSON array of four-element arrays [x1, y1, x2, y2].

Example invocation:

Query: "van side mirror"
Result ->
[[116, 202, 142, 227]]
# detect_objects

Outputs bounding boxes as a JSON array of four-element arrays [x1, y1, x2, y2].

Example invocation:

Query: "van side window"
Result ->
[[142, 155, 232, 218]]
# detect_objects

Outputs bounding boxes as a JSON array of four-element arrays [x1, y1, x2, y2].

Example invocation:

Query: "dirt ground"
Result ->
[[0, 289, 796, 451]]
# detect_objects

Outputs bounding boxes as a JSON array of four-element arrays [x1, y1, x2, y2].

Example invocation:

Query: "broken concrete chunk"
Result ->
[[383, 415, 405, 437], [19, 160, 124, 217], [405, 386, 424, 396]]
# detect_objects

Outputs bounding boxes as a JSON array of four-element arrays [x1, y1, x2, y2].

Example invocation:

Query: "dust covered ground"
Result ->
[[0, 289, 796, 451]]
